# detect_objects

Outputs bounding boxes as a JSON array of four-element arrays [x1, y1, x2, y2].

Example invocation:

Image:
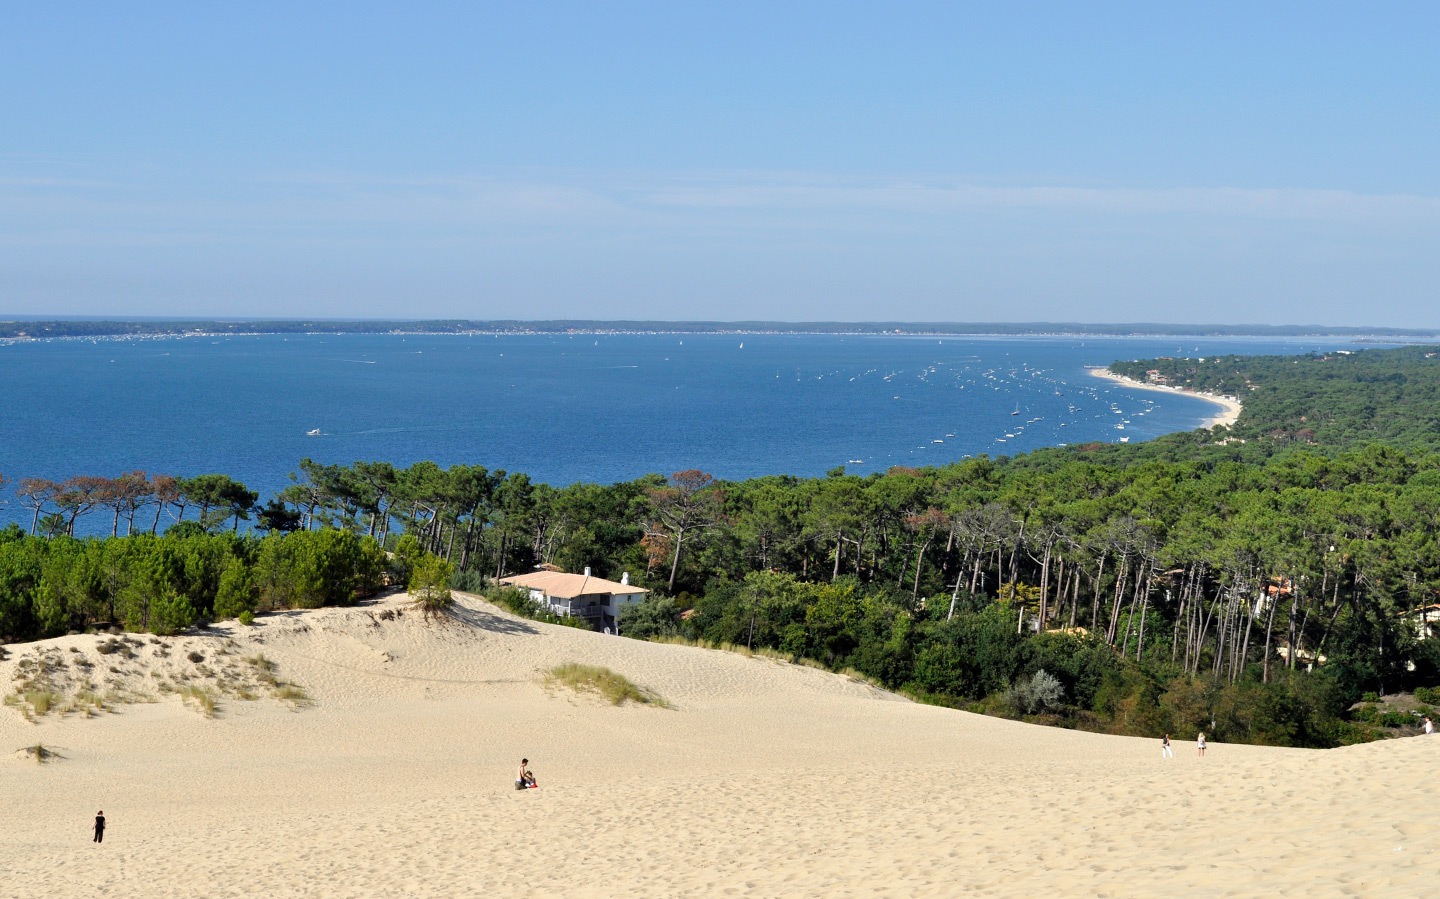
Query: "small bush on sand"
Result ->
[[409, 554, 454, 620], [544, 663, 669, 708], [96, 639, 132, 658], [20, 742, 60, 764]]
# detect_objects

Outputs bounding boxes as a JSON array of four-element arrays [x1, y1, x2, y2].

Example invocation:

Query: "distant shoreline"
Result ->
[[1087, 366, 1243, 429], [4, 318, 1440, 342]]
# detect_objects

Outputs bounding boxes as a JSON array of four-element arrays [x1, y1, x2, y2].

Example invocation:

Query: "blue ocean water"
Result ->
[[0, 332, 1387, 527]]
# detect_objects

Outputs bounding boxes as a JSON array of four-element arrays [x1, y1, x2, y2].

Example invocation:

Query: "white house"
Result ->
[[498, 567, 648, 632], [1401, 604, 1440, 641]]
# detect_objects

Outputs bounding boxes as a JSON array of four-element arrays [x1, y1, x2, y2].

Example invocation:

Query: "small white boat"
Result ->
[[1119, 436, 1130, 443], [306, 428, 322, 437]]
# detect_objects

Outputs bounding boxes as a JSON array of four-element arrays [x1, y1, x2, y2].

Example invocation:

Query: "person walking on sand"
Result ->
[[1161, 734, 1173, 759], [1424, 716, 1434, 735], [93, 811, 105, 843], [1197, 732, 1207, 756]]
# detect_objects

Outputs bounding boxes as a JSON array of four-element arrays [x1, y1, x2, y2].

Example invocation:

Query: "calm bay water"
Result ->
[[0, 332, 1385, 527]]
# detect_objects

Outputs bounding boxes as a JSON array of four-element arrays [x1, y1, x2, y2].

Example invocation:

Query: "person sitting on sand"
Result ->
[[1197, 732, 1207, 756], [517, 758, 536, 788]]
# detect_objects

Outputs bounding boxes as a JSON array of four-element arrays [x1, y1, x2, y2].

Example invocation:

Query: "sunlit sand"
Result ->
[[2, 592, 1433, 897]]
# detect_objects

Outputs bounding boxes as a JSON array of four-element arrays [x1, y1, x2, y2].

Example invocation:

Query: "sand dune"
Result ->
[[3, 591, 1435, 897]]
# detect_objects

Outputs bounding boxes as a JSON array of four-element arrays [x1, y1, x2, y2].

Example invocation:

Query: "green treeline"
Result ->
[[0, 528, 386, 637], [6, 343, 1440, 746], [1110, 345, 1440, 451]]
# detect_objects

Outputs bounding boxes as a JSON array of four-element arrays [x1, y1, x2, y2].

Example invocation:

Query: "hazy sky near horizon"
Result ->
[[4, 3, 1439, 326]]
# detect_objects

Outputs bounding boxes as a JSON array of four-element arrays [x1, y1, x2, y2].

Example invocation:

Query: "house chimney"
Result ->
[[584, 566, 591, 577], [621, 571, 629, 585]]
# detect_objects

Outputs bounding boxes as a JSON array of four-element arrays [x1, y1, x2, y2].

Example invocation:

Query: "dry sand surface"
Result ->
[[3, 591, 1437, 898], [1088, 366, 1244, 430]]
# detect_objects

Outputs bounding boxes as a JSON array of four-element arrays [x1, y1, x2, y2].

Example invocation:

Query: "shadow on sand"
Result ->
[[444, 595, 540, 636]]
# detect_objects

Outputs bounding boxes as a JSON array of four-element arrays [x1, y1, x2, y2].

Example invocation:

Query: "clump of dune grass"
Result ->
[[544, 663, 670, 708], [274, 683, 310, 706], [244, 653, 309, 706], [19, 742, 61, 764], [179, 685, 217, 717], [68, 690, 110, 716], [839, 667, 885, 688], [247, 653, 277, 684], [23, 689, 62, 717]]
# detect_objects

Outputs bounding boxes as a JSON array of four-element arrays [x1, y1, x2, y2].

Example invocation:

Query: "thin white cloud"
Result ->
[[3, 168, 1439, 248], [632, 180, 1440, 223]]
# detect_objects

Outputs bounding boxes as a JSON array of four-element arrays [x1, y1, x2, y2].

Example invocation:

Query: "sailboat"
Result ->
[[1010, 402, 1020, 416]]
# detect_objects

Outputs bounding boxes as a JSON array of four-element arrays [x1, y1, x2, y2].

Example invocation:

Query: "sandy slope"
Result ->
[[2, 591, 1435, 897]]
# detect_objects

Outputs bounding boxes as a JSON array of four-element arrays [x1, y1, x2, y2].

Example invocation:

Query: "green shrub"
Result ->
[[1361, 691, 1380, 703], [213, 558, 257, 620], [149, 589, 198, 636], [1351, 704, 1379, 724], [1378, 709, 1412, 728], [238, 610, 255, 626], [1005, 669, 1065, 716], [449, 568, 488, 593], [487, 586, 591, 628], [1414, 686, 1440, 705], [409, 554, 453, 620], [617, 596, 682, 639]]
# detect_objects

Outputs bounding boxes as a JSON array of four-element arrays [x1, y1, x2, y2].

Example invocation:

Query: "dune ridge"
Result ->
[[2, 591, 1435, 897]]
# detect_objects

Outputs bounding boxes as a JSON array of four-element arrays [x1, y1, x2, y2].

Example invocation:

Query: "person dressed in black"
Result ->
[[93, 811, 105, 843]]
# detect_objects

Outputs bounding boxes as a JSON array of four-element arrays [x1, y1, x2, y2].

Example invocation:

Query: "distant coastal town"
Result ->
[[4, 318, 1440, 341]]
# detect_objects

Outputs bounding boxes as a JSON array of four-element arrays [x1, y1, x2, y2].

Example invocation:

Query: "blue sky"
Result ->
[[3, 3, 1438, 325]]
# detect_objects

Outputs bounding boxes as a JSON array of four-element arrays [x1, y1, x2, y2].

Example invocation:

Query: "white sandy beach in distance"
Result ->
[[3, 591, 1435, 897], [1089, 365, 1244, 429]]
